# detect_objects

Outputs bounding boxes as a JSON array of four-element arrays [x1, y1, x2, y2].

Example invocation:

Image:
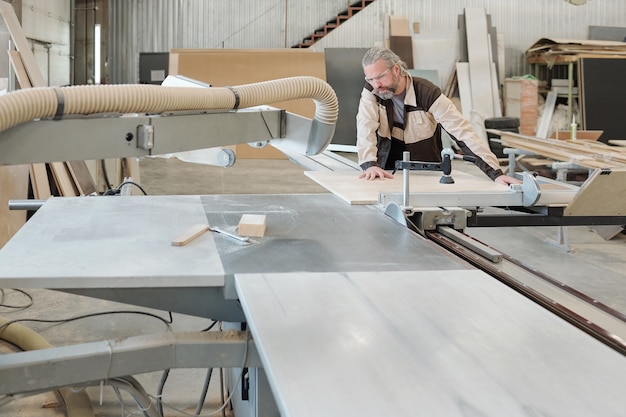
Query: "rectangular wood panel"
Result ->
[[304, 170, 506, 205], [578, 57, 626, 142], [564, 168, 626, 216]]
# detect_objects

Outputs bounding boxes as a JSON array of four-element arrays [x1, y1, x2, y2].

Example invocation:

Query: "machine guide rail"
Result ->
[[425, 226, 626, 355]]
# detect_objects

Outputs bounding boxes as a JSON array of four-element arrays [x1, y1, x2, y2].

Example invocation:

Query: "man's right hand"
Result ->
[[359, 166, 394, 180]]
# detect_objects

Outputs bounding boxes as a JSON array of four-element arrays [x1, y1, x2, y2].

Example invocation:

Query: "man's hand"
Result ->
[[359, 166, 394, 180], [494, 174, 522, 186]]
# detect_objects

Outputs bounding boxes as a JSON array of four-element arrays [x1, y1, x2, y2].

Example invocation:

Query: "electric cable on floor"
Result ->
[[194, 368, 213, 416], [156, 320, 219, 417], [0, 289, 33, 311], [156, 369, 170, 417], [149, 328, 251, 417], [0, 310, 173, 333], [0, 316, 96, 417]]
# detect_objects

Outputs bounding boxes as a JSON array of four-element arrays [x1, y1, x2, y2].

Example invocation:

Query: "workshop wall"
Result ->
[[108, 0, 348, 84], [312, 0, 626, 80], [5, 0, 71, 86], [107, 0, 626, 84]]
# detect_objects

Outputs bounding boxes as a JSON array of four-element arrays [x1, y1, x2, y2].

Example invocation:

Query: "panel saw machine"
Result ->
[[0, 76, 625, 417]]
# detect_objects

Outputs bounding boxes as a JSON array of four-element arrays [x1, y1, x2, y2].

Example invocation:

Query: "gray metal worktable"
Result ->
[[0, 194, 469, 321], [235, 270, 626, 417]]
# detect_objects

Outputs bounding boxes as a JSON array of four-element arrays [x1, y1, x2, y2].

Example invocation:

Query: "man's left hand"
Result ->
[[494, 174, 522, 186]]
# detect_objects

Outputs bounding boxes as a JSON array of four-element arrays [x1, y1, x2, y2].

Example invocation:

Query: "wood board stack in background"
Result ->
[[455, 7, 503, 123], [496, 130, 626, 170], [0, 2, 140, 247], [0, 3, 91, 247], [504, 77, 538, 136], [388, 15, 414, 68], [526, 38, 626, 143]]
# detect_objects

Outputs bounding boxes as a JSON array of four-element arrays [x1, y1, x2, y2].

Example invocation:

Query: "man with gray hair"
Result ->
[[356, 46, 519, 185]]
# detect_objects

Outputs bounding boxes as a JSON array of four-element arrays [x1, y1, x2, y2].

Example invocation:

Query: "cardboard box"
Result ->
[[550, 130, 603, 141], [504, 78, 539, 136]]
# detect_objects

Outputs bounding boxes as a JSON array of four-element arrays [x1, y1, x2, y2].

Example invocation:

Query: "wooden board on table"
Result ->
[[564, 168, 626, 216], [304, 170, 507, 205]]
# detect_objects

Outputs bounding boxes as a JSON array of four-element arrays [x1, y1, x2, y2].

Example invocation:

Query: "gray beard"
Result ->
[[374, 88, 395, 100]]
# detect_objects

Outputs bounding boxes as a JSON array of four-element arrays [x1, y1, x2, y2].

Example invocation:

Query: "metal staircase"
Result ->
[[292, 0, 376, 48]]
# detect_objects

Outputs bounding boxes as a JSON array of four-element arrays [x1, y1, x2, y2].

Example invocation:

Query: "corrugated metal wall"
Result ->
[[108, 0, 354, 83], [13, 0, 71, 86], [108, 0, 626, 84], [314, 0, 626, 81]]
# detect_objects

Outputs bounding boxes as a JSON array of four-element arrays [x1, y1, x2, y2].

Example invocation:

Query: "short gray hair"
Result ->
[[362, 47, 408, 73]]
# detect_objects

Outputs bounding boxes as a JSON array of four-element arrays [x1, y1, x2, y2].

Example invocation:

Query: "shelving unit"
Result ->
[[528, 54, 578, 124], [528, 53, 626, 126]]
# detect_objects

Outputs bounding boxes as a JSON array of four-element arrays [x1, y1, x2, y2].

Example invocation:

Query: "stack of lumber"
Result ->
[[0, 2, 136, 247], [494, 130, 626, 170], [388, 15, 414, 68], [526, 38, 626, 142], [455, 7, 503, 121], [526, 38, 626, 65]]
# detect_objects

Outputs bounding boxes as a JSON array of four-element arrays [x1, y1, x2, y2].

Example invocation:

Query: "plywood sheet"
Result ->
[[169, 48, 326, 159], [564, 168, 626, 216], [169, 49, 326, 119], [304, 170, 506, 205], [464, 7, 495, 118], [389, 15, 410, 37]]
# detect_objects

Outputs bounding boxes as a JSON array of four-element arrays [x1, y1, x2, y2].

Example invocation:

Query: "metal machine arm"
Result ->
[[0, 76, 338, 166]]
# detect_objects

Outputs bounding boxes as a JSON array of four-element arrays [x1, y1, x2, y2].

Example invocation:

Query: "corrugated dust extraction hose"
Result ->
[[0, 76, 338, 134], [0, 317, 95, 417]]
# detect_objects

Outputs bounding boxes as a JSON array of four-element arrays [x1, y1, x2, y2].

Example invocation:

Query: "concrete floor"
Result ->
[[1, 152, 625, 416]]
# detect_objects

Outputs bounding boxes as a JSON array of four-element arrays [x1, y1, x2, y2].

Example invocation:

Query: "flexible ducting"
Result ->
[[0, 76, 338, 134], [0, 317, 95, 417]]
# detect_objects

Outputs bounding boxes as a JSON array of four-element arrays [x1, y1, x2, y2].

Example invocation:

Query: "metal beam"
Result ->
[[0, 108, 283, 165], [0, 330, 261, 396]]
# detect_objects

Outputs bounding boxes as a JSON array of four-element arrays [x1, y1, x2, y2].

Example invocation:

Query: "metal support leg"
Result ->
[[546, 226, 571, 252]]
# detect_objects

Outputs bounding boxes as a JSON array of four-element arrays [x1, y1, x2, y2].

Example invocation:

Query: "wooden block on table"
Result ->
[[238, 214, 267, 237], [171, 224, 210, 246]]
